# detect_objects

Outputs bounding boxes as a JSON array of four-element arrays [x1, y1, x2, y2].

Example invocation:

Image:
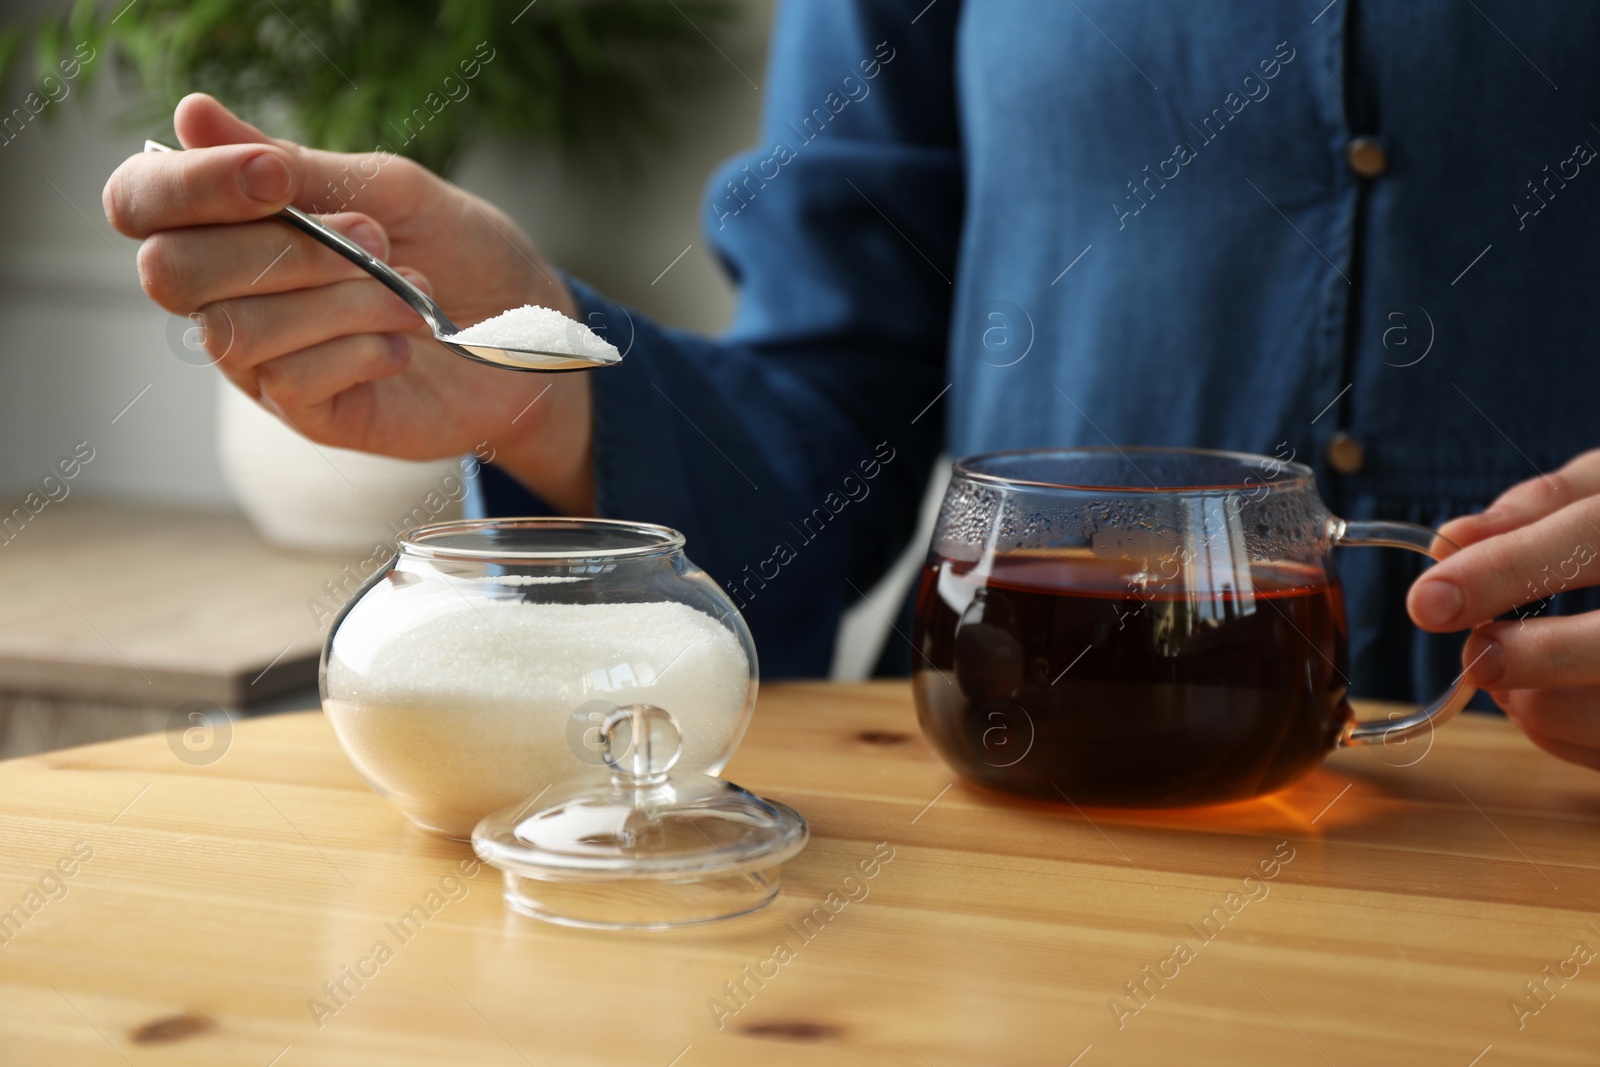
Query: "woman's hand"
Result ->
[[103, 94, 594, 512], [1407, 449, 1600, 771]]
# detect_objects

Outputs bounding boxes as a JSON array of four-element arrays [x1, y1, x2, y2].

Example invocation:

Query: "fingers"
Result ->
[[174, 92, 277, 151], [1463, 614, 1600, 689], [106, 93, 437, 240], [1497, 687, 1600, 771], [1407, 498, 1600, 631], [255, 332, 413, 415], [201, 273, 429, 375], [1429, 451, 1600, 776], [174, 94, 431, 216], [1438, 449, 1600, 548], [105, 141, 298, 237], [136, 213, 389, 312], [1516, 717, 1600, 773]]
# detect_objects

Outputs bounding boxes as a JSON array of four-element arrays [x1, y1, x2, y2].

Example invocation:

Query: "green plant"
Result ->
[[1, 0, 736, 174]]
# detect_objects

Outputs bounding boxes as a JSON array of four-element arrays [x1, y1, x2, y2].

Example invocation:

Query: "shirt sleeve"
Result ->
[[480, 0, 963, 677]]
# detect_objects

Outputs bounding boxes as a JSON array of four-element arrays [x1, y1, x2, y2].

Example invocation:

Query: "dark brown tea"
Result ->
[[912, 551, 1352, 806]]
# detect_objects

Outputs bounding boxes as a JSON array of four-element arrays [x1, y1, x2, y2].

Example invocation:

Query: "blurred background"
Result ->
[[0, 0, 929, 758]]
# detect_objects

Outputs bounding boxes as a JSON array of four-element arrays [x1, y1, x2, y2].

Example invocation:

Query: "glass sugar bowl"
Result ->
[[320, 518, 760, 840]]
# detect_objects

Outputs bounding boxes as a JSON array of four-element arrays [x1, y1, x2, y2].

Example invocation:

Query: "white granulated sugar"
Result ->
[[324, 600, 749, 838], [450, 304, 620, 362], [482, 575, 585, 586]]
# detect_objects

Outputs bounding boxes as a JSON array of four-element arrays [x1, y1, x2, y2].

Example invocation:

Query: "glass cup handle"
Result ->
[[1328, 517, 1478, 748]]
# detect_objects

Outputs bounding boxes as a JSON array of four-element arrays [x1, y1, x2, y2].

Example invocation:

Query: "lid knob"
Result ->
[[601, 704, 682, 784]]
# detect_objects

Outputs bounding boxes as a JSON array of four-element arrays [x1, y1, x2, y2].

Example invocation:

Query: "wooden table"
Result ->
[[0, 502, 357, 758], [1, 682, 1596, 1065]]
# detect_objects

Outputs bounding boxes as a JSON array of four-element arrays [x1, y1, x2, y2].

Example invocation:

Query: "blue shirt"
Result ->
[[478, 0, 1600, 701]]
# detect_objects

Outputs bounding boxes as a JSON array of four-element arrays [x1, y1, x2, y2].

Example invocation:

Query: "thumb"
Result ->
[[174, 93, 436, 221]]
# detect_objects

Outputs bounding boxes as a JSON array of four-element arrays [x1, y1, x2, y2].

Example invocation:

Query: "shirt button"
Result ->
[[1346, 137, 1388, 178], [1326, 432, 1366, 475]]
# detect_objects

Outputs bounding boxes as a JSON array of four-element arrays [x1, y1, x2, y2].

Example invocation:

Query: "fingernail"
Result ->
[[384, 333, 410, 362], [347, 222, 386, 257], [239, 152, 292, 203], [1465, 636, 1504, 685], [1411, 579, 1464, 628], [399, 269, 431, 296]]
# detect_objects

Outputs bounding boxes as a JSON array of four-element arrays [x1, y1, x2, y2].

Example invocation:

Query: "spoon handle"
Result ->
[[271, 206, 457, 334], [142, 140, 457, 337]]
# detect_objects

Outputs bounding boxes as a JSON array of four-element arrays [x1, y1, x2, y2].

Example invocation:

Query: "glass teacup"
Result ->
[[911, 447, 1474, 807]]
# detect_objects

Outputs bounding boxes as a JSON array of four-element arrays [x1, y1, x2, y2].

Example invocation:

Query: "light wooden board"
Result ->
[[0, 501, 361, 706], [0, 681, 1596, 1065]]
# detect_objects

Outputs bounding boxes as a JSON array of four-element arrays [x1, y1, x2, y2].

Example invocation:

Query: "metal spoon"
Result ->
[[144, 140, 618, 373]]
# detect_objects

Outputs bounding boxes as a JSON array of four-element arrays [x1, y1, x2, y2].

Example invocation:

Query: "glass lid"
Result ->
[[472, 704, 808, 929]]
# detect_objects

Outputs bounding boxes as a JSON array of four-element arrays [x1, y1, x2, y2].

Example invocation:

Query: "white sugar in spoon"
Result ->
[[145, 139, 620, 373]]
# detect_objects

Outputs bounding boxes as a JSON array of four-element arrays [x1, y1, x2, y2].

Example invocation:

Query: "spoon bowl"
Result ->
[[145, 140, 620, 373]]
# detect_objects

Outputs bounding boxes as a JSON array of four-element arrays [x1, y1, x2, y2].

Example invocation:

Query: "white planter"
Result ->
[[216, 378, 464, 552]]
